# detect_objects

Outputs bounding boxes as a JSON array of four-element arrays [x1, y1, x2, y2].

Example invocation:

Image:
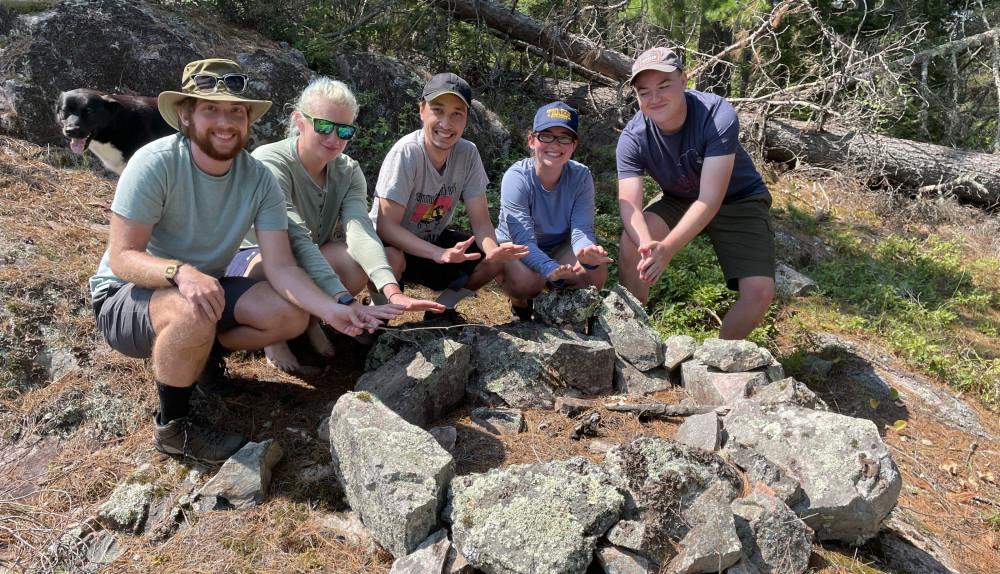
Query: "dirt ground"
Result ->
[[1, 137, 998, 573]]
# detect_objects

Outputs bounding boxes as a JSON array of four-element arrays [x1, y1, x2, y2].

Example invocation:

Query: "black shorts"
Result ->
[[403, 229, 484, 291], [92, 277, 260, 358]]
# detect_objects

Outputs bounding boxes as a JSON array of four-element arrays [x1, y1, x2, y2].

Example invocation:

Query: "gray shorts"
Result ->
[[92, 277, 260, 358]]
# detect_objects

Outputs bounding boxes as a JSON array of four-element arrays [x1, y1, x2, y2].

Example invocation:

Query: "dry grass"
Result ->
[[2, 137, 1000, 573]]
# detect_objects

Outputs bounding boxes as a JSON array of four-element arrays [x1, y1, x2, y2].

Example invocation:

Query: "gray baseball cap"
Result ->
[[628, 47, 684, 84]]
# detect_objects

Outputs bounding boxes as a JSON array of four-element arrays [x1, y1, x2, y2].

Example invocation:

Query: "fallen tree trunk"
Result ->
[[758, 117, 1000, 204]]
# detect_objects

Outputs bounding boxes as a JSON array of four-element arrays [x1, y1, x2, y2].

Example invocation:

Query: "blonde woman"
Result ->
[[228, 77, 442, 373]]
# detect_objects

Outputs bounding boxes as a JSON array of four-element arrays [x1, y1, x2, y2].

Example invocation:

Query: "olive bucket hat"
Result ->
[[157, 58, 272, 131]]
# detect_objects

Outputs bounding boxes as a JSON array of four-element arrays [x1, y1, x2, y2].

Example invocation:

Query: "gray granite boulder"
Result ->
[[329, 392, 455, 557], [195, 439, 283, 511], [675, 412, 720, 452], [533, 286, 603, 333], [356, 339, 471, 427], [723, 444, 804, 508], [603, 437, 741, 563], [775, 262, 818, 298], [667, 482, 741, 574], [724, 402, 901, 543], [749, 377, 828, 411], [595, 286, 664, 371], [447, 457, 624, 574], [663, 335, 697, 371], [694, 339, 770, 373], [731, 488, 813, 574], [365, 329, 453, 372], [468, 327, 614, 407], [758, 348, 786, 382], [613, 358, 673, 396], [682, 360, 768, 407]]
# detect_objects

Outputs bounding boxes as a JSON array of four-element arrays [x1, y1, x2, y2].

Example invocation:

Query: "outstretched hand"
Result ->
[[388, 292, 447, 313], [576, 244, 613, 267], [637, 240, 672, 284], [436, 237, 482, 264], [547, 263, 584, 283], [484, 241, 529, 264]]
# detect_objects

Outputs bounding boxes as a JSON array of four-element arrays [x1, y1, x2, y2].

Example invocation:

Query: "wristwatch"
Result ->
[[336, 292, 355, 305], [165, 263, 184, 286]]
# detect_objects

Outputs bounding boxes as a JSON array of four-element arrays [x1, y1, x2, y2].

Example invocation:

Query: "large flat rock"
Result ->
[[447, 457, 623, 574], [724, 402, 901, 543], [329, 392, 455, 558]]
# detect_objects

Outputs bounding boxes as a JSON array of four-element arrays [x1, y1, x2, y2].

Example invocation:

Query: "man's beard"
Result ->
[[189, 124, 248, 161]]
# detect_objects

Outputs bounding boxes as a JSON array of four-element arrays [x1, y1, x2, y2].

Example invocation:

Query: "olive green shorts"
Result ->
[[645, 193, 775, 291]]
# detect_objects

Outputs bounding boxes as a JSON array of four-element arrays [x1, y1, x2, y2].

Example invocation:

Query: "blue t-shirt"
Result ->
[[495, 158, 597, 278], [616, 90, 768, 203]]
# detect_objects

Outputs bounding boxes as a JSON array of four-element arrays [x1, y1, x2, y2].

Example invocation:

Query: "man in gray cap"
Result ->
[[89, 58, 401, 463], [617, 47, 775, 340], [370, 72, 527, 315]]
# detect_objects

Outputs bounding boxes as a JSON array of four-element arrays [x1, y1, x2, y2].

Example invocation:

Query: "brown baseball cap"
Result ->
[[157, 58, 272, 131], [628, 47, 684, 84]]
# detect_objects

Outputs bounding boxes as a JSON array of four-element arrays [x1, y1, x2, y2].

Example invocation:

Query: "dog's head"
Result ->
[[55, 89, 117, 154]]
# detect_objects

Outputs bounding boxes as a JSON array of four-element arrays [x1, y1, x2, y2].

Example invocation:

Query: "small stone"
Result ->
[[554, 396, 597, 416], [595, 544, 657, 573], [675, 412, 720, 452], [316, 511, 373, 546], [570, 411, 601, 440], [196, 439, 284, 511], [663, 335, 697, 371], [694, 338, 770, 372], [470, 407, 525, 435], [588, 440, 613, 454], [98, 483, 154, 534], [390, 529, 451, 574], [429, 426, 457, 451], [775, 262, 818, 298]]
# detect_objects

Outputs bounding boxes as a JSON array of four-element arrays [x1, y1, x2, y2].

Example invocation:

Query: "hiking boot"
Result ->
[[152, 416, 246, 464], [511, 299, 534, 322]]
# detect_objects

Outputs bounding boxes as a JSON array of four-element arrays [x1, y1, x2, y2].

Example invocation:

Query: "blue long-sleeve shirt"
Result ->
[[495, 158, 597, 278]]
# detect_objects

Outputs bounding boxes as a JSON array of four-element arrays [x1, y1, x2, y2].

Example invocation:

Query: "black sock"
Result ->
[[156, 383, 194, 424]]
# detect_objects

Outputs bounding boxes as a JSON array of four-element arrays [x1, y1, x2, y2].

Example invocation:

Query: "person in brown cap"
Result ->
[[369, 72, 527, 318], [616, 47, 775, 340], [88, 58, 402, 464]]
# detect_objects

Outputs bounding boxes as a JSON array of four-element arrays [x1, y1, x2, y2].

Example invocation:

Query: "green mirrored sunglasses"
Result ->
[[300, 111, 358, 140]]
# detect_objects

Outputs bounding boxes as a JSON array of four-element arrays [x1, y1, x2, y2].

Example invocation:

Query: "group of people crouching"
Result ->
[[89, 48, 777, 464]]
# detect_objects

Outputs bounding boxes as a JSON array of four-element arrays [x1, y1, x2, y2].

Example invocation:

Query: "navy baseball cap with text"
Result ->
[[532, 101, 578, 134]]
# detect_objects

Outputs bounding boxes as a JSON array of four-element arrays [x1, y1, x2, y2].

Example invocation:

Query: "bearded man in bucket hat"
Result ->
[[617, 47, 776, 340], [88, 58, 402, 464]]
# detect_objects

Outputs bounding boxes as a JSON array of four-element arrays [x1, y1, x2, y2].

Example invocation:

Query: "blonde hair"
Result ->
[[287, 76, 360, 138]]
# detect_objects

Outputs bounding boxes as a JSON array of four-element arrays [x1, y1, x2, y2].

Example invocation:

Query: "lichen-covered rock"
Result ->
[[356, 339, 470, 427], [447, 457, 623, 574], [533, 287, 603, 333], [365, 329, 452, 372], [757, 348, 786, 382], [195, 439, 284, 511], [613, 357, 673, 396], [731, 488, 813, 574], [595, 286, 664, 371], [603, 437, 742, 563], [429, 425, 457, 451], [675, 412, 720, 452], [749, 377, 828, 411], [663, 335, 697, 371], [724, 402, 901, 543], [329, 392, 455, 558], [682, 360, 768, 407], [468, 327, 614, 408], [97, 482, 154, 534], [666, 482, 741, 574], [694, 339, 770, 373]]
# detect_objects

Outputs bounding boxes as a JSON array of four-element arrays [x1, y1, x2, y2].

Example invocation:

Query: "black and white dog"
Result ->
[[55, 89, 175, 175]]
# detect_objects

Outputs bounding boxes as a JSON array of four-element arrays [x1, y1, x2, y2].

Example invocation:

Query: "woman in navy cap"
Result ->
[[495, 101, 612, 320]]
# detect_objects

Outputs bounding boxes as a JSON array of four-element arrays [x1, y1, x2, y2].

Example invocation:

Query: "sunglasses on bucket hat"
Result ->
[[189, 72, 249, 94], [300, 111, 358, 140]]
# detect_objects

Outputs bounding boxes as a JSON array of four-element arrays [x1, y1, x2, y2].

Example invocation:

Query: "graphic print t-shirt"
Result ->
[[370, 130, 489, 241]]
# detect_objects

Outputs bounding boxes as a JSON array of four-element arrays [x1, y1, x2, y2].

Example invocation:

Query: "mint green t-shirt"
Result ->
[[88, 134, 288, 297]]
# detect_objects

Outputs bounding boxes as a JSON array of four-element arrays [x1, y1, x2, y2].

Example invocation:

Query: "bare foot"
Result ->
[[264, 342, 321, 376], [307, 320, 335, 358]]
